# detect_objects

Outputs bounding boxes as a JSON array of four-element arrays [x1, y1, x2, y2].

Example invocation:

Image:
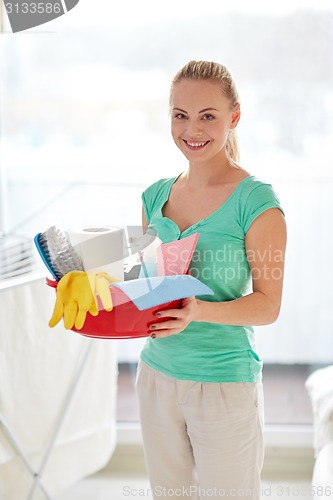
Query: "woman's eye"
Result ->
[[202, 114, 214, 120], [174, 113, 186, 119]]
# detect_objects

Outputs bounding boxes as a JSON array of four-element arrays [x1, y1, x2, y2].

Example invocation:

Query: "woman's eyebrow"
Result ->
[[173, 107, 187, 113], [199, 107, 219, 113], [172, 107, 219, 113]]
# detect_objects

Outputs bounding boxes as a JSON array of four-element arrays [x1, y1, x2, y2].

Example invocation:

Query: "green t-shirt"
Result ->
[[140, 174, 284, 383]]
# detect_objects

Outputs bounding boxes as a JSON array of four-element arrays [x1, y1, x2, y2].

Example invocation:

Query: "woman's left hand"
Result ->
[[149, 296, 200, 338]]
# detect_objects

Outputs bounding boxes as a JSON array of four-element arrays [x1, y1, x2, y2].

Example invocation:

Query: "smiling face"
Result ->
[[170, 79, 240, 165]]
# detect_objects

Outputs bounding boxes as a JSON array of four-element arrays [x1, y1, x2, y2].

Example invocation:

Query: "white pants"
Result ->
[[136, 360, 264, 500]]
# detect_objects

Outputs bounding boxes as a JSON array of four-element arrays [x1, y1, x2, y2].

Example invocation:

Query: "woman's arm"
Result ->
[[149, 208, 287, 337]]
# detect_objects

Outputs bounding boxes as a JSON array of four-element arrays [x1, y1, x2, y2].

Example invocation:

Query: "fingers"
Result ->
[[48, 297, 64, 328], [151, 306, 191, 327], [150, 325, 184, 339], [150, 318, 182, 331], [63, 301, 78, 329], [149, 297, 196, 338], [57, 271, 72, 291], [75, 308, 88, 330], [98, 272, 120, 284], [149, 318, 187, 339], [153, 297, 195, 321], [49, 273, 76, 328], [95, 278, 113, 311], [89, 300, 99, 317], [154, 308, 180, 319], [49, 271, 107, 330], [70, 295, 99, 329], [95, 273, 117, 311]]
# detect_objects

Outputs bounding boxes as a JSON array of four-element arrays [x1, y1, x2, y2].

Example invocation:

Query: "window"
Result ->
[[1, 1, 332, 425]]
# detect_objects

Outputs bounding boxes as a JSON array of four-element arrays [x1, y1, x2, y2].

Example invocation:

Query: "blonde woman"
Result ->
[[136, 60, 287, 500]]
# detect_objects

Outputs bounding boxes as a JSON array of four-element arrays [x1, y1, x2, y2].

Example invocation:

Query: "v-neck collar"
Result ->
[[160, 174, 254, 236]]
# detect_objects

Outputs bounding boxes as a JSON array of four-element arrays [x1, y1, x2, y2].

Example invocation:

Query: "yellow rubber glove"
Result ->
[[91, 272, 119, 312], [49, 271, 117, 330]]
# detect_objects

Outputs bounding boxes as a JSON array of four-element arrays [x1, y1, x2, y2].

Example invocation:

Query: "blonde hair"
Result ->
[[170, 60, 240, 163]]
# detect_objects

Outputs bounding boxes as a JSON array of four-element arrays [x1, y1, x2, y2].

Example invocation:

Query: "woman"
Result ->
[[136, 60, 287, 499]]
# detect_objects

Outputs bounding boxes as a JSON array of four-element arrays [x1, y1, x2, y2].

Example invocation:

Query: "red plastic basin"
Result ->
[[46, 277, 181, 339]]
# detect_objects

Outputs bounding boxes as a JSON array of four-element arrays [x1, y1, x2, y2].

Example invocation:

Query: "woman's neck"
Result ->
[[183, 156, 240, 189]]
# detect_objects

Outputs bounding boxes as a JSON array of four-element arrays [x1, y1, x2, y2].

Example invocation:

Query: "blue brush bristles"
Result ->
[[34, 226, 84, 280]]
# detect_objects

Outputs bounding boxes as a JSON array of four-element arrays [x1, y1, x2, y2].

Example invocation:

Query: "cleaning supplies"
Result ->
[[48, 271, 117, 330], [157, 233, 199, 276], [34, 226, 83, 280], [43, 228, 215, 338], [66, 226, 124, 281]]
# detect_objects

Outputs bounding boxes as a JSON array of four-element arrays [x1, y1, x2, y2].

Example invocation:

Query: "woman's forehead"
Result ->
[[171, 79, 229, 109]]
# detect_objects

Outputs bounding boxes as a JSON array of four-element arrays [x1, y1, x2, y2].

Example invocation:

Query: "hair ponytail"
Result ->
[[226, 129, 240, 163]]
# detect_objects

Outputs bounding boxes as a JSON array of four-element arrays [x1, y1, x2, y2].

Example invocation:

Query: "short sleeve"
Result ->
[[141, 179, 166, 223], [141, 190, 150, 223], [141, 177, 177, 224], [241, 182, 285, 234]]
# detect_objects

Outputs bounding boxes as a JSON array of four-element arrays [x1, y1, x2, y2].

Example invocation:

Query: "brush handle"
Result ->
[[34, 233, 60, 280]]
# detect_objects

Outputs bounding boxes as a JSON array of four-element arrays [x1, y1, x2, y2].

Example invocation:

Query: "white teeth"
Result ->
[[187, 141, 207, 147]]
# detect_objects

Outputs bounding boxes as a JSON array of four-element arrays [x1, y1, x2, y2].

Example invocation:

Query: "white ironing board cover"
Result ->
[[0, 278, 117, 498]]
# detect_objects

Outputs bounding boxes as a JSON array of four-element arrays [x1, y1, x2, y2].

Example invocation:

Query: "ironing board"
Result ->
[[0, 273, 117, 499]]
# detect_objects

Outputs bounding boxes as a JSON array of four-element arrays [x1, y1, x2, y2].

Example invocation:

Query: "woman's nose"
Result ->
[[186, 120, 203, 136]]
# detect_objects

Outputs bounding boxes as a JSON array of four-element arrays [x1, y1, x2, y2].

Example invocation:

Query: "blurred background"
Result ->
[[1, 0, 333, 427]]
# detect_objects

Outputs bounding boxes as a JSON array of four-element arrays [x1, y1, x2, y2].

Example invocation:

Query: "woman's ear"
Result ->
[[230, 102, 241, 129]]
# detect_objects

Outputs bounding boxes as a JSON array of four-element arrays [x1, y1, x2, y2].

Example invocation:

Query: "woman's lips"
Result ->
[[183, 140, 210, 151]]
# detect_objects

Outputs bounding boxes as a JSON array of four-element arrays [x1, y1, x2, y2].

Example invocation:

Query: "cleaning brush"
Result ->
[[34, 226, 84, 280]]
